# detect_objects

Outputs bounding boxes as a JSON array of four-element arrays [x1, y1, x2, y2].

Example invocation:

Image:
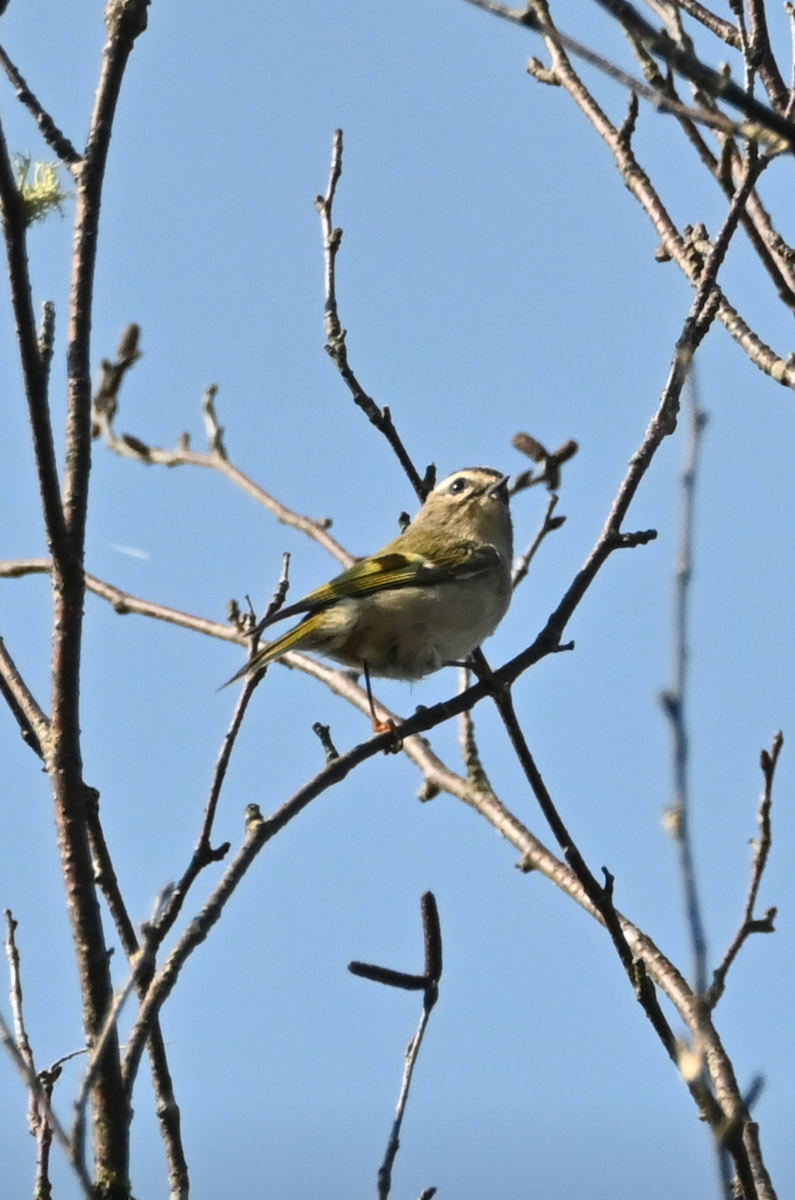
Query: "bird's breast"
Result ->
[[323, 571, 511, 680]]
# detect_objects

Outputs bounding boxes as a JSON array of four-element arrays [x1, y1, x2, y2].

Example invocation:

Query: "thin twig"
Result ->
[[312, 721, 340, 761], [746, 0, 790, 110], [625, 39, 795, 308], [485, 673, 680, 1051], [512, 492, 563, 589], [479, 0, 795, 393], [315, 131, 432, 502], [92, 376, 354, 567], [83, 791, 189, 1195], [72, 908, 161, 1164], [706, 733, 782, 1009], [130, 677, 257, 1002], [0, 557, 247, 642], [351, 893, 442, 1200], [4, 911, 38, 1136], [143, 559, 293, 970], [668, 0, 741, 48], [0, 41, 82, 164], [0, 635, 49, 759], [462, 0, 794, 145], [0, 1007, 92, 1197], [0, 111, 69, 565], [591, 0, 795, 144], [458, 666, 495, 794], [661, 372, 710, 995]]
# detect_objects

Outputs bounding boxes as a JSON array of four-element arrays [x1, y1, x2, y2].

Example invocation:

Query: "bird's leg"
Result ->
[[363, 662, 402, 752]]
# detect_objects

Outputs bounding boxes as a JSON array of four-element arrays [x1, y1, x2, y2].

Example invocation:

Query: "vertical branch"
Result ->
[[0, 115, 68, 562], [348, 893, 442, 1200], [2, 913, 93, 1197], [85, 797, 189, 1196], [661, 372, 710, 996], [44, 2, 150, 1193]]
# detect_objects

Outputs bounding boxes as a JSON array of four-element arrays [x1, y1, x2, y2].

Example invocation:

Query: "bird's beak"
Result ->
[[487, 474, 511, 502]]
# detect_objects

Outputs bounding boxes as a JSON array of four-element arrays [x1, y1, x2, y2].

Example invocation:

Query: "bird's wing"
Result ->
[[256, 544, 500, 632]]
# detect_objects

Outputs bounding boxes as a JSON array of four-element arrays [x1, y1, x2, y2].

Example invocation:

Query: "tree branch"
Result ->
[[706, 733, 782, 1009], [661, 376, 709, 995], [0, 111, 69, 563], [92, 358, 355, 567], [0, 634, 49, 758], [315, 130, 433, 502], [0, 41, 82, 164]]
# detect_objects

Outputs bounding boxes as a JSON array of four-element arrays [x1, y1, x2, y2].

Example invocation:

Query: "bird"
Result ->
[[226, 466, 513, 720]]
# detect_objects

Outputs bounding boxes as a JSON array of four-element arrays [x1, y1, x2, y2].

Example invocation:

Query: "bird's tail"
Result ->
[[220, 613, 322, 690]]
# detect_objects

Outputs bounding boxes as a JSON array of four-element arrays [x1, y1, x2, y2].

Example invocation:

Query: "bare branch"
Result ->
[[591, 0, 794, 141], [0, 927, 93, 1197], [668, 0, 741, 48], [48, 4, 151, 1187], [349, 893, 442, 1200], [315, 130, 432, 502], [82, 791, 189, 1195], [93, 373, 354, 567], [0, 634, 49, 758], [312, 721, 340, 762], [661, 374, 710, 995], [72, 905, 162, 1165], [0, 41, 81, 164], [458, 667, 495, 794], [0, 113, 69, 564], [512, 492, 564, 589], [4, 911, 37, 1127], [465, 0, 792, 145], [519, 0, 795, 394], [746, 0, 790, 110], [706, 733, 782, 1009], [484, 668, 680, 1047]]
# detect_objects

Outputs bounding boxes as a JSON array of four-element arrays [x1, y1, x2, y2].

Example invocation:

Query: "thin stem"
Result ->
[[315, 131, 432, 502], [476, 0, 795, 392], [92, 382, 354, 567], [661, 374, 709, 995], [461, 0, 793, 144], [0, 635, 49, 758], [511, 492, 561, 589], [0, 112, 69, 563], [0, 1007, 93, 1197], [706, 734, 782, 1008], [84, 796, 189, 1195], [0, 41, 82, 164], [378, 1003, 435, 1200], [591, 0, 795, 144], [144, 676, 260, 967]]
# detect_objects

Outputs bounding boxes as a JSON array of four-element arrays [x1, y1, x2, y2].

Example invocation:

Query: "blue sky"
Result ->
[[2, 2, 795, 1197]]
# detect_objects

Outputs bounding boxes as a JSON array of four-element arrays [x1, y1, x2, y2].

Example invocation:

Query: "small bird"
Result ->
[[227, 467, 513, 711]]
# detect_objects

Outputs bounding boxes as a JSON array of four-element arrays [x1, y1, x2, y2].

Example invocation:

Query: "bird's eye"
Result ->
[[449, 477, 468, 495]]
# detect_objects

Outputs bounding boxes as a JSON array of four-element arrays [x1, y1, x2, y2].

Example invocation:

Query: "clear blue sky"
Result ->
[[2, 2, 794, 1197]]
